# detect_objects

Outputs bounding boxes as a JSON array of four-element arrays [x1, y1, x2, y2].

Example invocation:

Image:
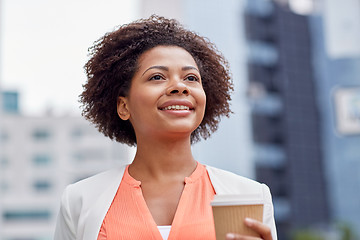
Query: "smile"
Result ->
[[160, 105, 191, 110]]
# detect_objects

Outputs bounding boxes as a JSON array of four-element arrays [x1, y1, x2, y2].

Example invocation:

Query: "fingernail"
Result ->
[[226, 233, 236, 239]]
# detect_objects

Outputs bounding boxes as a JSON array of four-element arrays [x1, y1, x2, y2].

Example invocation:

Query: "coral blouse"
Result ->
[[97, 163, 216, 240]]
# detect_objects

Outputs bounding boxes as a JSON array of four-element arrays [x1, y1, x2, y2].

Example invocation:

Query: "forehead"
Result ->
[[137, 45, 198, 70]]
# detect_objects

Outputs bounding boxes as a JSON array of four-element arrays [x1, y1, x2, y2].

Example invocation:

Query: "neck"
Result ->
[[129, 135, 197, 181]]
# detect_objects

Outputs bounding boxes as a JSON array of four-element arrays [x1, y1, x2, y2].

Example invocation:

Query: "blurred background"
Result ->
[[0, 0, 359, 239]]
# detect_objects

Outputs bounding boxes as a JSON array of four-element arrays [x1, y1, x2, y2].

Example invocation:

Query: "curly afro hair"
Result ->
[[80, 15, 233, 146]]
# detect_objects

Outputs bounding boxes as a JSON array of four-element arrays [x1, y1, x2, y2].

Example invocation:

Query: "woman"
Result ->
[[54, 15, 277, 240]]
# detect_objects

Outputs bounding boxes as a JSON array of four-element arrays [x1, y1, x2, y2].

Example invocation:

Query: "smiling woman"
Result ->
[[54, 15, 277, 240]]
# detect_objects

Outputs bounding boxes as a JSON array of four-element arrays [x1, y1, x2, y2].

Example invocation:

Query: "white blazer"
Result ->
[[54, 165, 277, 239]]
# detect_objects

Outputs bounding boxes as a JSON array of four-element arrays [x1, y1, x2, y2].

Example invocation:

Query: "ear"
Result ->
[[117, 96, 130, 120]]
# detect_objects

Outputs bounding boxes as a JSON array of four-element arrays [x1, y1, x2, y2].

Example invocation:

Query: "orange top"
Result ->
[[97, 163, 216, 240]]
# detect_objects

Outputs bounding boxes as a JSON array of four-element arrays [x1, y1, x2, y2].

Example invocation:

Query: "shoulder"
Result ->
[[64, 166, 126, 206], [60, 167, 126, 221], [55, 166, 127, 239], [205, 165, 264, 194], [67, 168, 125, 193]]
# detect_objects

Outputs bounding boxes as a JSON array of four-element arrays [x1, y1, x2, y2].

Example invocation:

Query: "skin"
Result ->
[[226, 218, 273, 240], [117, 45, 272, 239]]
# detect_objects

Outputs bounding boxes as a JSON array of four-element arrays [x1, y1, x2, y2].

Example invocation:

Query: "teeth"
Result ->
[[163, 105, 190, 110]]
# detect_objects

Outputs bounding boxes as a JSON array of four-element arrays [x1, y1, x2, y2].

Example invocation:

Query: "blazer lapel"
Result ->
[[82, 166, 126, 240], [206, 165, 238, 194]]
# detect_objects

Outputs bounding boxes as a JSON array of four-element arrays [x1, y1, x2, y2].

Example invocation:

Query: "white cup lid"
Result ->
[[211, 194, 264, 206]]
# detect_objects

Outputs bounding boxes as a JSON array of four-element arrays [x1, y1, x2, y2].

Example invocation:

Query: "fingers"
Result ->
[[244, 218, 272, 240], [225, 218, 273, 240], [226, 233, 259, 240]]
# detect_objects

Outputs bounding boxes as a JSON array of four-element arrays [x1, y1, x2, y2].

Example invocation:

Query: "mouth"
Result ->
[[158, 100, 195, 111], [159, 105, 193, 111]]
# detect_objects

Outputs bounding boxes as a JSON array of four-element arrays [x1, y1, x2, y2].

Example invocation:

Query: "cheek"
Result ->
[[127, 89, 161, 120], [196, 89, 207, 110], [129, 89, 154, 107], [193, 88, 206, 123]]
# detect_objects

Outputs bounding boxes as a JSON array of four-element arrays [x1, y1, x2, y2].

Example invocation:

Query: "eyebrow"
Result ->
[[141, 65, 200, 76], [182, 66, 200, 73]]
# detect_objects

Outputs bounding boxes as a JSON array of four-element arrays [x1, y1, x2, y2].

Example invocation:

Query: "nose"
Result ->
[[166, 80, 190, 96]]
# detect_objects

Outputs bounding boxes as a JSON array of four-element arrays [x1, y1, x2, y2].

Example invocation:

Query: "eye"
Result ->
[[185, 75, 199, 82], [149, 74, 164, 81]]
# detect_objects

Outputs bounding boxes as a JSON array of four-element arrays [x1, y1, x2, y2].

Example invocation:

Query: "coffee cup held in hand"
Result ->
[[211, 194, 264, 240]]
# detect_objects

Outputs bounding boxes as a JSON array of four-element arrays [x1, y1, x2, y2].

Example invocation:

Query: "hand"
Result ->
[[225, 218, 272, 240]]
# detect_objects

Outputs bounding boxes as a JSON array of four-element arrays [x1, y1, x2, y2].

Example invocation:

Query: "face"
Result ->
[[117, 45, 206, 142]]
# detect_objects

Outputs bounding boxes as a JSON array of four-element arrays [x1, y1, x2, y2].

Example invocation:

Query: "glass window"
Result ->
[[248, 41, 278, 66], [32, 129, 51, 140], [32, 154, 51, 166], [6, 238, 38, 240], [246, 0, 274, 17], [248, 83, 283, 115], [273, 197, 291, 221], [3, 210, 51, 221], [72, 149, 105, 162], [2, 91, 19, 114], [254, 143, 286, 168], [71, 127, 84, 138], [33, 180, 52, 192]]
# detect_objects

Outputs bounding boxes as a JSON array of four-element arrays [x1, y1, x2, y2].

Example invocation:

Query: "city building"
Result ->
[[0, 91, 134, 240], [309, 0, 360, 235], [244, 0, 329, 238]]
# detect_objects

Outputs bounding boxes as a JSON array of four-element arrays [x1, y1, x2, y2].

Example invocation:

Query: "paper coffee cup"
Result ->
[[211, 194, 264, 240]]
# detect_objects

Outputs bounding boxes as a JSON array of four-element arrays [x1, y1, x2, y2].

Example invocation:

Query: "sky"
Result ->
[[1, 0, 139, 116]]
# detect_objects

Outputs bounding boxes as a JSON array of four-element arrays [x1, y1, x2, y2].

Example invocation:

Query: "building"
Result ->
[[309, 0, 360, 235], [244, 0, 329, 238], [0, 92, 133, 240]]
